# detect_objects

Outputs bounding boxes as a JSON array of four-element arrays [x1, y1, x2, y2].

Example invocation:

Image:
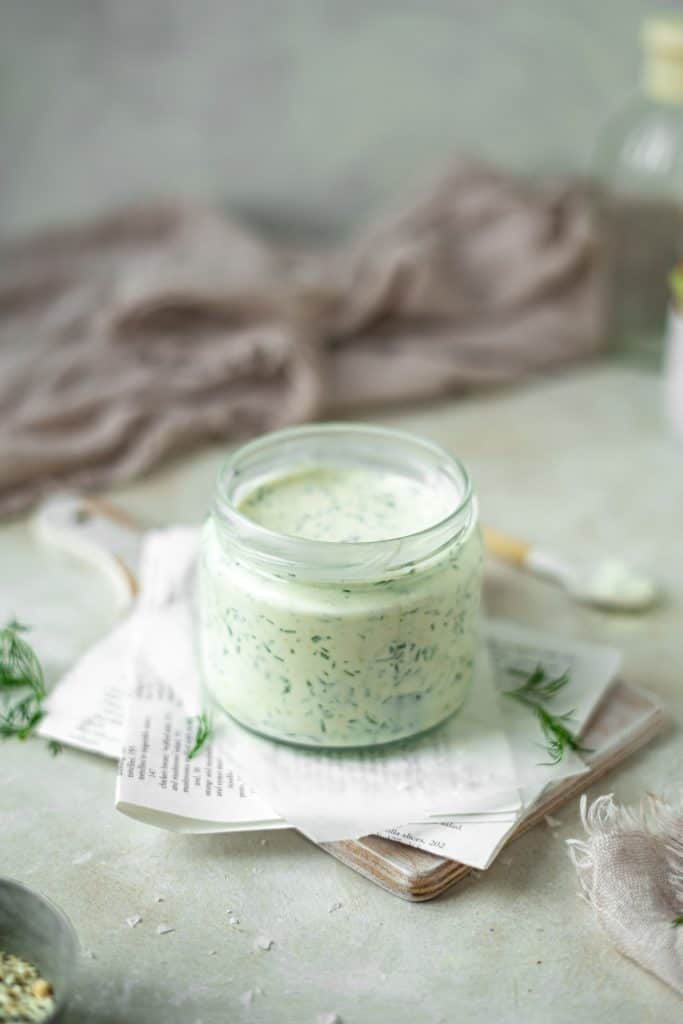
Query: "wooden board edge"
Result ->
[[323, 691, 668, 901]]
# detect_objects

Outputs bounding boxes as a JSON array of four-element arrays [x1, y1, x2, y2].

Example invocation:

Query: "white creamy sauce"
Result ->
[[238, 466, 454, 542], [580, 558, 657, 611], [199, 463, 482, 747]]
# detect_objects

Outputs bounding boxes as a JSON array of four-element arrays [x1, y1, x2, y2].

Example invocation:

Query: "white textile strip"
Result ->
[[567, 794, 683, 996]]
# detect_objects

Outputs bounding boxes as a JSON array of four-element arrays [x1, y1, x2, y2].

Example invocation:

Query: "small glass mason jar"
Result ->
[[198, 424, 483, 748]]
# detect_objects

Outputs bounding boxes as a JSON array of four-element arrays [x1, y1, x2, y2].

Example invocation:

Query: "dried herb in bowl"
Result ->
[[0, 950, 55, 1023]]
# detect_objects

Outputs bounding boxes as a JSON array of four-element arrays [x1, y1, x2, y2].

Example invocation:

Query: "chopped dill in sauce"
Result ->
[[200, 459, 482, 747]]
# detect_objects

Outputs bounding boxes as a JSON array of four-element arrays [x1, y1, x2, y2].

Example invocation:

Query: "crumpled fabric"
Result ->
[[0, 158, 606, 518], [567, 793, 683, 995]]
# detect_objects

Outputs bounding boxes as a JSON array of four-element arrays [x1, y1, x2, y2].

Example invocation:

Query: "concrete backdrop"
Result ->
[[0, 0, 669, 238]]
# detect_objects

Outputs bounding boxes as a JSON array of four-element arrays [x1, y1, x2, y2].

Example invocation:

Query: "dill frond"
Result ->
[[188, 712, 211, 759], [503, 664, 591, 765], [0, 619, 58, 753]]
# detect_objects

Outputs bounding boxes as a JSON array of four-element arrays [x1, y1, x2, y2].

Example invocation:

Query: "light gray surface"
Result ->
[[0, 0, 653, 237], [1, 365, 682, 1023]]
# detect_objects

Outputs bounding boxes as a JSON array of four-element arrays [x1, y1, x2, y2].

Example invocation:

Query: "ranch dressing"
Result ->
[[198, 425, 483, 748], [238, 466, 456, 542]]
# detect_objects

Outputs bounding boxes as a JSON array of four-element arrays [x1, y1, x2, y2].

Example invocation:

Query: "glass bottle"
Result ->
[[595, 16, 683, 361]]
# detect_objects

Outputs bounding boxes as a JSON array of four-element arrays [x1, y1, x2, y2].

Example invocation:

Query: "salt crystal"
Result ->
[[156, 924, 174, 935], [72, 851, 93, 865], [125, 915, 142, 929], [260, 839, 267, 846], [316, 1013, 342, 1024], [208, 950, 217, 957], [254, 935, 274, 951], [240, 990, 255, 1008], [83, 950, 96, 960], [544, 814, 562, 829], [154, 895, 165, 903], [228, 916, 240, 927], [328, 901, 343, 914]]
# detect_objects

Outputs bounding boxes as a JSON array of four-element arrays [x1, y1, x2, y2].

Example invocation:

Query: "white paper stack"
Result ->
[[40, 528, 621, 870]]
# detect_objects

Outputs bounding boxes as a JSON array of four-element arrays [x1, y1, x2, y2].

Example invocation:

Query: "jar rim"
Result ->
[[211, 422, 476, 582]]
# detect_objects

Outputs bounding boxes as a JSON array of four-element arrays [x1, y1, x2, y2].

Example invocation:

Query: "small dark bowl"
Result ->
[[0, 877, 79, 1022]]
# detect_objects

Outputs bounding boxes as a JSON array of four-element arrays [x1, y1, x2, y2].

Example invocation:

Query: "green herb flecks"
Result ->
[[188, 712, 211, 759], [670, 262, 683, 312], [0, 619, 49, 743], [503, 665, 591, 765], [672, 915, 683, 928]]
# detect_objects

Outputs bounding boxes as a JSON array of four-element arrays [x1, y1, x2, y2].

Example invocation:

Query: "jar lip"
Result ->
[[212, 422, 476, 581]]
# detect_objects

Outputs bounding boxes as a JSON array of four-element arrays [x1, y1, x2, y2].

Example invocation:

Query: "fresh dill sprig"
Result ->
[[0, 619, 60, 754], [672, 915, 683, 928], [503, 664, 591, 765], [533, 705, 590, 765], [188, 712, 211, 759], [506, 665, 571, 702], [0, 620, 46, 741], [0, 619, 44, 690]]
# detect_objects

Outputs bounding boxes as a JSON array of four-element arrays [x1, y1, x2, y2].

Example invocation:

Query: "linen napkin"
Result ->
[[0, 158, 605, 518], [567, 794, 683, 995]]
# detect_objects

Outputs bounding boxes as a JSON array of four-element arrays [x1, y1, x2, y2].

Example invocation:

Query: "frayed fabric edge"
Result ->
[[566, 793, 683, 915]]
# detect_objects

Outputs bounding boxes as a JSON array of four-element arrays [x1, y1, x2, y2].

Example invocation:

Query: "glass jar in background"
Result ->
[[665, 265, 683, 442], [595, 16, 683, 361], [198, 424, 483, 749]]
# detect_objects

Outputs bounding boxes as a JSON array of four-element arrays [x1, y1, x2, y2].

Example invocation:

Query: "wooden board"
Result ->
[[323, 681, 667, 901]]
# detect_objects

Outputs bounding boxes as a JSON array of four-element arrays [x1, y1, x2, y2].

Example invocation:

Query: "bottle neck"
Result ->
[[642, 55, 683, 106]]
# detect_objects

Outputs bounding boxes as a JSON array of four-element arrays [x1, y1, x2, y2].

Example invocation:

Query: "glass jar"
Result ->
[[198, 423, 483, 748], [595, 16, 683, 359]]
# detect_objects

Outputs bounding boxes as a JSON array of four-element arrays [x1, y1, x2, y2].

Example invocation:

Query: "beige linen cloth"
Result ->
[[0, 159, 605, 518], [568, 794, 683, 995]]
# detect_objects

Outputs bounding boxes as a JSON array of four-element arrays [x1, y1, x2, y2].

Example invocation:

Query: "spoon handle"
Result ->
[[482, 526, 531, 568], [33, 492, 141, 610]]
